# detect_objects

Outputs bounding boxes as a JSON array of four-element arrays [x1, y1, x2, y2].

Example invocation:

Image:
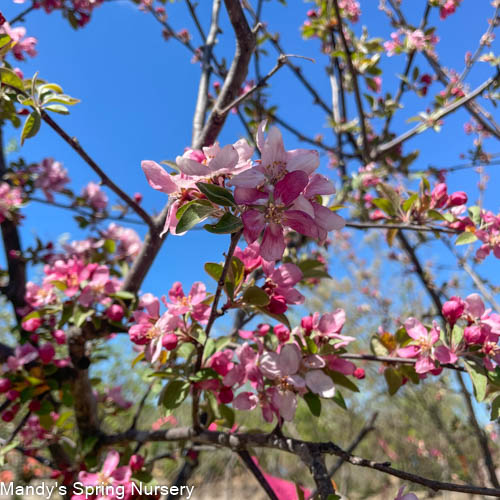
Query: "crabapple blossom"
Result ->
[[33, 158, 70, 202], [81, 181, 108, 211]]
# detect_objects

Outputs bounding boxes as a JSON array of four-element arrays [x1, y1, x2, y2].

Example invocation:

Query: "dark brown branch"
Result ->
[[102, 427, 500, 497], [331, 0, 370, 162], [66, 326, 99, 441], [192, 229, 242, 428], [195, 0, 256, 148], [39, 111, 156, 231], [345, 220, 458, 234], [9, 3, 36, 25], [237, 450, 279, 500]]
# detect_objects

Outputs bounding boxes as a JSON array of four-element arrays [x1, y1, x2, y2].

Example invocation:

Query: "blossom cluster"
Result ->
[[0, 22, 38, 60], [142, 122, 344, 262], [206, 310, 359, 422], [384, 29, 439, 57], [0, 182, 23, 223]]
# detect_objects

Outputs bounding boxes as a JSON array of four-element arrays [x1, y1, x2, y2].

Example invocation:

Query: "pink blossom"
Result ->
[[101, 223, 142, 260], [7, 343, 39, 371], [73, 450, 132, 500], [82, 181, 108, 211], [34, 158, 70, 201], [166, 281, 210, 323], [78, 265, 119, 307], [395, 486, 419, 500], [0, 182, 23, 223], [442, 296, 466, 326], [0, 23, 37, 60]]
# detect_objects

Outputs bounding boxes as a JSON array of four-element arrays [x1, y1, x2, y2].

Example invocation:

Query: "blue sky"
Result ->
[[1, 0, 499, 302]]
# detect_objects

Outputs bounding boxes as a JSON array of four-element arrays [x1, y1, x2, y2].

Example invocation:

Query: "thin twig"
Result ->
[[237, 450, 279, 500]]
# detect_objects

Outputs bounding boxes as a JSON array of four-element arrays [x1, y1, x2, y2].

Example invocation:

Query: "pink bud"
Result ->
[[106, 304, 124, 322], [274, 324, 290, 343], [6, 390, 20, 401], [162, 333, 178, 351], [442, 296, 465, 326], [431, 183, 448, 208], [22, 317, 42, 332], [257, 324, 270, 336], [448, 191, 467, 207], [0, 378, 12, 393], [129, 454, 145, 471], [53, 329, 66, 345], [218, 387, 234, 404], [464, 325, 485, 344], [2, 411, 14, 422], [268, 295, 287, 314], [133, 192, 143, 204], [39, 343, 55, 364], [353, 368, 365, 379], [29, 400, 41, 412], [301, 315, 314, 334]]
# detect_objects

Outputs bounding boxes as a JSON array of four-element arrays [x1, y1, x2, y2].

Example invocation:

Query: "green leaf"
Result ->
[[451, 325, 464, 347], [456, 232, 478, 246], [202, 338, 216, 363], [468, 205, 481, 226], [189, 368, 218, 382], [328, 371, 359, 392], [372, 198, 396, 216], [242, 286, 270, 306], [370, 336, 389, 356], [0, 67, 25, 92], [402, 193, 418, 212], [21, 111, 41, 145], [196, 182, 235, 207], [384, 367, 403, 395], [175, 200, 214, 234], [159, 379, 191, 409], [427, 209, 447, 221], [44, 104, 69, 114], [464, 360, 487, 402], [303, 392, 321, 417], [491, 395, 500, 421], [332, 390, 347, 410], [82, 436, 98, 456], [204, 212, 243, 234], [219, 404, 235, 428], [225, 256, 244, 299], [111, 290, 135, 300], [204, 262, 223, 281], [297, 259, 331, 279]]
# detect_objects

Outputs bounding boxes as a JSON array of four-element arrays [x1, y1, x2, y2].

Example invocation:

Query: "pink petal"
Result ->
[[112, 466, 132, 483], [260, 351, 280, 379], [234, 187, 268, 205], [229, 168, 266, 188], [261, 126, 286, 169], [397, 345, 420, 358], [208, 144, 239, 174], [141, 161, 178, 194], [233, 392, 258, 410], [304, 173, 335, 197], [286, 149, 319, 175], [233, 138, 254, 161], [318, 310, 345, 335], [404, 318, 427, 341], [274, 171, 308, 205], [101, 450, 120, 477], [242, 210, 266, 243], [278, 343, 301, 376], [274, 390, 297, 421], [283, 210, 319, 239], [465, 293, 486, 319], [176, 156, 209, 176], [313, 203, 345, 231], [271, 263, 303, 288], [434, 345, 458, 364], [305, 370, 335, 398], [260, 223, 286, 261], [415, 356, 435, 374], [78, 472, 100, 486]]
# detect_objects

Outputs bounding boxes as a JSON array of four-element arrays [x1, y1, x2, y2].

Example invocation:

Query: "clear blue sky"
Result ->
[[1, 0, 499, 300]]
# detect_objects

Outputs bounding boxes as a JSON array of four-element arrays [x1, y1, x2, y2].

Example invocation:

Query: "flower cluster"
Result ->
[[384, 29, 439, 57], [128, 282, 210, 363], [442, 293, 500, 371], [81, 181, 108, 212], [0, 22, 38, 60], [33, 158, 70, 202], [0, 182, 23, 223], [205, 310, 359, 422], [142, 122, 344, 261]]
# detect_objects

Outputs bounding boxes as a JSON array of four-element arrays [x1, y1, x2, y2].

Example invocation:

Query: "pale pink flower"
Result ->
[[82, 181, 108, 211]]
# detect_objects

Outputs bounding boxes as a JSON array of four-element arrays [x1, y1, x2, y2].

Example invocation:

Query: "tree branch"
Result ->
[[102, 427, 500, 497], [195, 0, 256, 148]]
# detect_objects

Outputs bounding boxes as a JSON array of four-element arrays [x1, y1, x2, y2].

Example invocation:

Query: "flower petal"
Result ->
[[305, 370, 335, 398], [260, 223, 286, 261], [278, 343, 301, 376], [141, 161, 178, 194], [242, 210, 266, 244], [286, 149, 319, 175], [274, 171, 309, 206]]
